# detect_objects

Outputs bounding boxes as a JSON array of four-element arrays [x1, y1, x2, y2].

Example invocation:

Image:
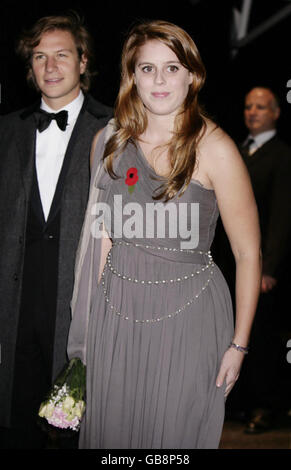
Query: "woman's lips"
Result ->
[[151, 92, 170, 98]]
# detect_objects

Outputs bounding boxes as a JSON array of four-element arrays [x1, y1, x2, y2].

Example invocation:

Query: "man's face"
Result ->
[[244, 88, 280, 136], [31, 29, 87, 110]]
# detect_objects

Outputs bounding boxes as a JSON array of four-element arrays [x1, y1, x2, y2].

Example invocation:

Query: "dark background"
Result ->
[[1, 0, 291, 143]]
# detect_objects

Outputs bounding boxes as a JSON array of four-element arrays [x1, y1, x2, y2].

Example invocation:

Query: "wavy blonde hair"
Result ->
[[104, 20, 207, 201]]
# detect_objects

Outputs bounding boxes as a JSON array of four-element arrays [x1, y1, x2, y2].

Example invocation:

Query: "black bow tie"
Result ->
[[34, 109, 68, 132]]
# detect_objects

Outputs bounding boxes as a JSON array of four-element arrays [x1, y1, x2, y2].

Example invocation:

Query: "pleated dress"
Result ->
[[79, 134, 234, 449]]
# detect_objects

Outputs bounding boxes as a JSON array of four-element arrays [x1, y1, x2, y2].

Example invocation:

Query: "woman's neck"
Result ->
[[140, 112, 175, 145]]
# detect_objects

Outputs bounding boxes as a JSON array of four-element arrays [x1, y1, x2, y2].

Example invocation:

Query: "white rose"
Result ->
[[62, 396, 75, 414], [38, 403, 47, 418], [70, 400, 85, 419], [44, 402, 54, 418], [78, 400, 85, 414], [73, 403, 81, 419]]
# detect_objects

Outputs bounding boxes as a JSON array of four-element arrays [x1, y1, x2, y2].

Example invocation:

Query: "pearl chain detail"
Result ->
[[112, 240, 210, 255], [106, 249, 213, 285], [100, 241, 215, 324]]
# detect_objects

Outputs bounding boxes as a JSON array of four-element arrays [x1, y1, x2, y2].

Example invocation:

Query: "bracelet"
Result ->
[[229, 342, 249, 354]]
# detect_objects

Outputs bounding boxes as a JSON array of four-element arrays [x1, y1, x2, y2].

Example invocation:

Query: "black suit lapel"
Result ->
[[64, 94, 107, 177], [241, 135, 278, 169], [30, 157, 46, 225], [16, 108, 38, 202], [46, 97, 97, 224]]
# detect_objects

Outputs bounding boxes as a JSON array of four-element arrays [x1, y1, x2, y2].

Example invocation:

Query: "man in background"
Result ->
[[225, 86, 291, 433], [242, 87, 290, 291]]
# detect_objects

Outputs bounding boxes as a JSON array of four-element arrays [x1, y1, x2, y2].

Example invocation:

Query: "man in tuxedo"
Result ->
[[227, 87, 291, 432], [0, 14, 112, 448]]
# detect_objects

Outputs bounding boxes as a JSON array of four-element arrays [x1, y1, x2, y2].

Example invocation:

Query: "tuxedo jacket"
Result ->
[[0, 94, 112, 427], [213, 134, 291, 295], [240, 135, 291, 277]]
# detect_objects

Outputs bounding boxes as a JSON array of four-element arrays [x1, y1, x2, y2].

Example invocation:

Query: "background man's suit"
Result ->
[[241, 136, 291, 279], [239, 135, 291, 416], [215, 134, 291, 420], [0, 94, 112, 445]]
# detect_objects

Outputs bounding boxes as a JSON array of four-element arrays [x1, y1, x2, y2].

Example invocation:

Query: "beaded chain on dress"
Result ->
[[100, 240, 215, 324]]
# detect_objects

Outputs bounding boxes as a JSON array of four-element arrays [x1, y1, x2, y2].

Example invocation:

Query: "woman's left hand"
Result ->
[[216, 347, 245, 398]]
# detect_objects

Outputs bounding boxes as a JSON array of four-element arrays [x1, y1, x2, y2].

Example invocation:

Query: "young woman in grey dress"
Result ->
[[67, 20, 261, 449]]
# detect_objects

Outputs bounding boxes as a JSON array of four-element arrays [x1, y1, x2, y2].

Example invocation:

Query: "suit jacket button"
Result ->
[[13, 273, 19, 281], [44, 234, 54, 240]]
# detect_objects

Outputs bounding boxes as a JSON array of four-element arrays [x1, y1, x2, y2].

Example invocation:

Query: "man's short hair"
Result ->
[[246, 86, 281, 110], [17, 12, 95, 92]]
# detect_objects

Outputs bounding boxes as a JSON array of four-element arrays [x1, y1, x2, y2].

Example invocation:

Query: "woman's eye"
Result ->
[[167, 65, 179, 72], [142, 65, 153, 73], [34, 55, 45, 61]]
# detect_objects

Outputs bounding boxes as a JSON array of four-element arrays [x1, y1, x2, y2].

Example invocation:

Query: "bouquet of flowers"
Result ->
[[38, 358, 86, 432]]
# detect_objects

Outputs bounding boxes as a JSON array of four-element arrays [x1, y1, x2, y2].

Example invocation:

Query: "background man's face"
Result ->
[[244, 88, 280, 136], [31, 29, 87, 109]]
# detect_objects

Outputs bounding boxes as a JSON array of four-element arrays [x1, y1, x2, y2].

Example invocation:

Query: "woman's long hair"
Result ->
[[104, 20, 207, 201]]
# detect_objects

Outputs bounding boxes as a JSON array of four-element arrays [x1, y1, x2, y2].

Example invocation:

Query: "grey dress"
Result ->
[[78, 130, 234, 449]]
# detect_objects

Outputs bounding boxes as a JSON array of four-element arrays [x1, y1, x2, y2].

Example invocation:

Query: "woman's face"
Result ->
[[133, 40, 193, 119]]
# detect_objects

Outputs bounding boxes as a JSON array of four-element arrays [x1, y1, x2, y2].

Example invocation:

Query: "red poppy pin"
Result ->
[[125, 167, 139, 193]]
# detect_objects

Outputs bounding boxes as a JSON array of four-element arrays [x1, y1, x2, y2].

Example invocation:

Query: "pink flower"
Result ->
[[47, 405, 79, 430]]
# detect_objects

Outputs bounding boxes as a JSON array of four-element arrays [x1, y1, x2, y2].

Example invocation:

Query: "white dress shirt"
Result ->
[[244, 129, 276, 155], [35, 91, 84, 220]]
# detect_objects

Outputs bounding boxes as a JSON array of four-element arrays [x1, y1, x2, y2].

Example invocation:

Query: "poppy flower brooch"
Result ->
[[125, 167, 139, 193]]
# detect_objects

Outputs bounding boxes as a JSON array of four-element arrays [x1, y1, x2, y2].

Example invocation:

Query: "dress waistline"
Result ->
[[111, 240, 212, 265]]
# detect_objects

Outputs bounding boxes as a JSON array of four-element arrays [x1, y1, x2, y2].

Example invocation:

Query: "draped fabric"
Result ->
[[67, 120, 116, 363]]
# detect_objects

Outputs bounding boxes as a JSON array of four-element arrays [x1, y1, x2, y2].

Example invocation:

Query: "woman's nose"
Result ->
[[154, 69, 166, 84]]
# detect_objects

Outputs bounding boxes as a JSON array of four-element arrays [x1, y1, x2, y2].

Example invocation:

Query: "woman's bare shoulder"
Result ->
[[199, 119, 240, 163]]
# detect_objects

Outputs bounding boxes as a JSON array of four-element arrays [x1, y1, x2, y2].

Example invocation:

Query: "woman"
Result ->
[[67, 20, 261, 449]]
